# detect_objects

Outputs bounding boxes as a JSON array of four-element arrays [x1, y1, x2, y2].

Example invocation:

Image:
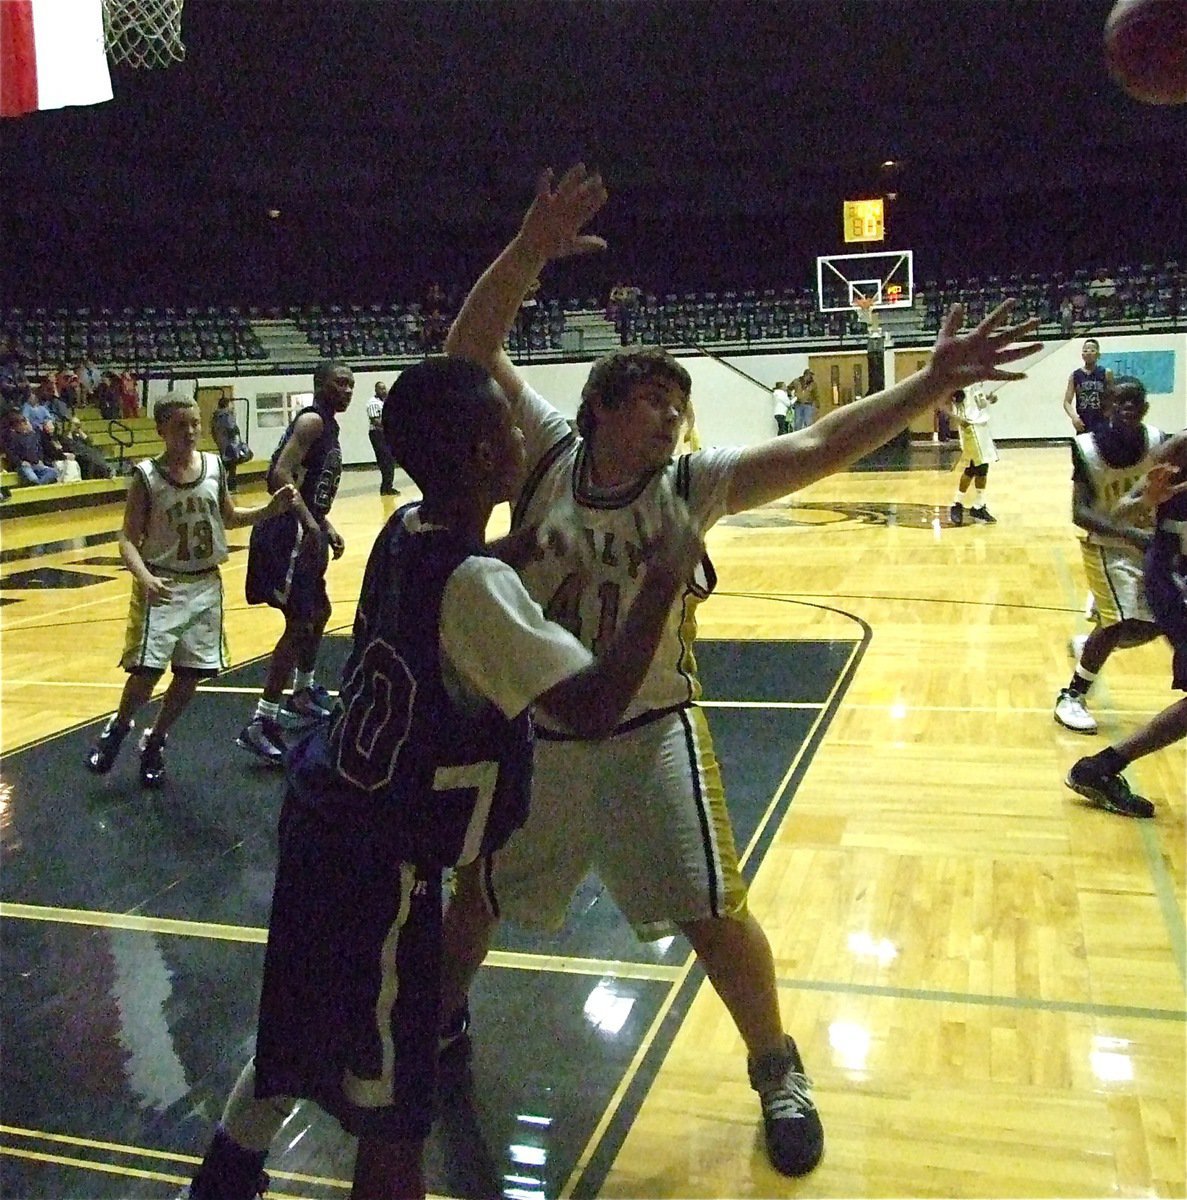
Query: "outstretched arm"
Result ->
[[445, 164, 607, 400], [726, 302, 1041, 513]]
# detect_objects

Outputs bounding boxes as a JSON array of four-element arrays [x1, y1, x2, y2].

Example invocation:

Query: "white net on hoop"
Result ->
[[102, 0, 186, 69], [852, 296, 881, 331]]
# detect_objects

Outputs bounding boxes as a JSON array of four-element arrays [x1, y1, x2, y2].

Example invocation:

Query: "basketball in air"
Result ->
[[1103, 0, 1187, 105]]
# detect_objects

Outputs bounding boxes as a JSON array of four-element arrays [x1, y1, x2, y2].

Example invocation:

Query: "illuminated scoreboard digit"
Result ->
[[843, 198, 885, 244]]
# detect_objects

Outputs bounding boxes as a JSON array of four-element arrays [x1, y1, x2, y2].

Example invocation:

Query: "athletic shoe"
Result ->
[[139, 728, 167, 789], [1066, 758, 1154, 819], [439, 1003, 471, 1059], [278, 686, 334, 728], [969, 506, 997, 524], [1068, 633, 1089, 660], [235, 717, 287, 766], [305, 682, 337, 711], [1054, 688, 1097, 733], [748, 1035, 824, 1177], [380, 486, 400, 496], [949, 502, 964, 526], [184, 1125, 269, 1199], [85, 716, 133, 775]]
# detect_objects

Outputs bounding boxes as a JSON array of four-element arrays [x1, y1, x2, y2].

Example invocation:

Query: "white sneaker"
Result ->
[[1054, 689, 1097, 733], [1068, 634, 1089, 660]]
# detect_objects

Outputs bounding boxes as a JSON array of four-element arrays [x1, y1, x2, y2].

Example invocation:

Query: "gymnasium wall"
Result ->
[[154, 332, 1185, 468]]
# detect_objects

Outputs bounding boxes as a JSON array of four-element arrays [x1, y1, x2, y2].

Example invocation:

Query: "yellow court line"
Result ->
[[0, 903, 681, 982], [1, 1124, 199, 1164], [737, 637, 864, 869], [2, 679, 1173, 721], [558, 951, 697, 1200], [0, 1125, 351, 1191], [0, 1147, 334, 1200], [0, 1146, 191, 1189], [0, 902, 266, 943]]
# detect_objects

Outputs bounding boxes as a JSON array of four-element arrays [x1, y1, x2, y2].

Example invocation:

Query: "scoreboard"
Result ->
[[843, 198, 885, 244]]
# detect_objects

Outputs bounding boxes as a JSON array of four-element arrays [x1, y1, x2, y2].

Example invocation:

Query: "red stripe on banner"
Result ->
[[0, 0, 39, 118]]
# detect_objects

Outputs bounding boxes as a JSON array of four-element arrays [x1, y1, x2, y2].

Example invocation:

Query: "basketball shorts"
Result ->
[[1145, 560, 1187, 691], [245, 513, 329, 619], [484, 706, 749, 941], [959, 423, 996, 467], [120, 569, 228, 674], [254, 789, 443, 1140], [1081, 541, 1153, 625]]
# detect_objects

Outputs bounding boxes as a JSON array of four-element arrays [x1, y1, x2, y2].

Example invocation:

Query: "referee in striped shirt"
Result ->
[[367, 381, 399, 495]]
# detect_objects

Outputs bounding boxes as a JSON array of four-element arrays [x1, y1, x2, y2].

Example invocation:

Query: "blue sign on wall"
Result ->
[[1099, 351, 1176, 396]]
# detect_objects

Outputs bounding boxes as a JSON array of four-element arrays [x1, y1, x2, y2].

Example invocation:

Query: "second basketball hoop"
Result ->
[[853, 295, 881, 329]]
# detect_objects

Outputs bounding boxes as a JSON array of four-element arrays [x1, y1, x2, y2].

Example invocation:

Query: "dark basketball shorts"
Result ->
[[1146, 564, 1187, 692], [245, 513, 330, 619], [253, 788, 443, 1141]]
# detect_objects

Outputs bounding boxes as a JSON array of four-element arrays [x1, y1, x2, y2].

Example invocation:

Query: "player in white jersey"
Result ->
[[85, 393, 294, 787], [438, 163, 1040, 1179], [1054, 378, 1167, 734], [946, 382, 999, 525]]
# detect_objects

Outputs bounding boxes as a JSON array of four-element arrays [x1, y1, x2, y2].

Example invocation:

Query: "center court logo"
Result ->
[[723, 500, 947, 530]]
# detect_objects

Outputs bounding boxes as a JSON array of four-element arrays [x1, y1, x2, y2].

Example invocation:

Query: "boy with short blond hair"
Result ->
[[85, 393, 294, 787]]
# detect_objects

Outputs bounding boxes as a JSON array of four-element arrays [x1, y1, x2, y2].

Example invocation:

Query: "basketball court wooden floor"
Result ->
[[1, 443, 1183, 1199]]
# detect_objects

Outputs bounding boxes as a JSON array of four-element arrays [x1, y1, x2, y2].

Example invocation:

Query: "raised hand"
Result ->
[[633, 488, 705, 587], [1142, 461, 1187, 508], [517, 163, 609, 262], [928, 300, 1042, 392]]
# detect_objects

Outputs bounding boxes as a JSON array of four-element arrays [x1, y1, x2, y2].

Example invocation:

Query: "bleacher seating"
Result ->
[[1, 306, 266, 373], [0, 405, 267, 516], [2, 260, 1182, 383]]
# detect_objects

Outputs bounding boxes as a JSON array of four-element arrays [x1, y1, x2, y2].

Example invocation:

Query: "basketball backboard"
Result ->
[[816, 250, 914, 313]]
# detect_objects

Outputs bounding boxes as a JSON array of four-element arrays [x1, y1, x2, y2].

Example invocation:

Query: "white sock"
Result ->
[[221, 1059, 295, 1153], [293, 668, 314, 693], [254, 698, 279, 721], [973, 486, 986, 508]]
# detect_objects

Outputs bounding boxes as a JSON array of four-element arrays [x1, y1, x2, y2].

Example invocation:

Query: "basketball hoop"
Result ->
[[853, 295, 881, 331], [102, 0, 186, 69]]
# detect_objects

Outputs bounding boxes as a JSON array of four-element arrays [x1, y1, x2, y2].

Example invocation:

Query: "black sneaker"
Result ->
[[969, 506, 997, 524], [1066, 758, 1154, 818], [949, 502, 964, 526], [235, 717, 287, 766], [86, 716, 133, 774], [185, 1125, 269, 1199], [748, 1035, 824, 1177], [139, 728, 167, 788]]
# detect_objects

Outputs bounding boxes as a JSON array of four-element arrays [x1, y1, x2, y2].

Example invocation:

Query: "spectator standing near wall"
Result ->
[[771, 380, 791, 434]]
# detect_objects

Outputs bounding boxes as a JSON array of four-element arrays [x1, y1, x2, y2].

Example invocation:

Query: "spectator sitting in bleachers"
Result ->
[[38, 376, 73, 425], [55, 363, 80, 411], [21, 387, 54, 431], [38, 419, 82, 483], [63, 417, 114, 480], [3, 414, 59, 485]]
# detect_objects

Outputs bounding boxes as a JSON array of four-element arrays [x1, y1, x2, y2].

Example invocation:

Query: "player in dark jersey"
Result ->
[[1062, 337, 1114, 435], [1066, 429, 1187, 818], [182, 357, 705, 1200], [238, 361, 352, 764]]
